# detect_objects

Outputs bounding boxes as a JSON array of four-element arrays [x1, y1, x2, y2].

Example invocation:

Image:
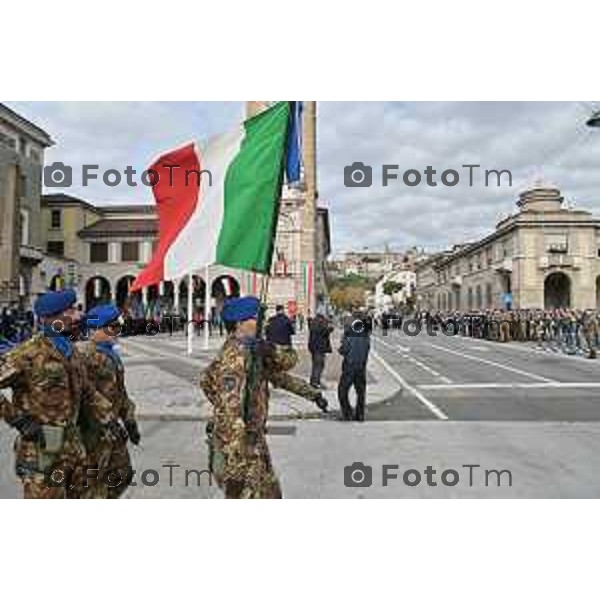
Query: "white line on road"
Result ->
[[426, 342, 557, 383], [371, 349, 449, 420], [376, 337, 453, 383], [419, 382, 600, 390], [122, 338, 210, 366]]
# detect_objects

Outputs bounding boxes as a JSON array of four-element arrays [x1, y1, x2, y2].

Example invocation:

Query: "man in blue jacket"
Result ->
[[338, 311, 371, 421]]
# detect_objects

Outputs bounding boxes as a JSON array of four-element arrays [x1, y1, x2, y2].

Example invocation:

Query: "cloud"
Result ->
[[7, 100, 600, 256], [7, 101, 244, 204], [318, 101, 600, 254]]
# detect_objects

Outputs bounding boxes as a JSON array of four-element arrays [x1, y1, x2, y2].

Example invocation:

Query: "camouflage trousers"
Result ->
[[78, 430, 132, 499], [14, 425, 86, 499], [221, 437, 282, 499]]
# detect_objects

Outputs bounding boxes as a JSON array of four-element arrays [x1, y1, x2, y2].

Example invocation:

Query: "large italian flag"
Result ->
[[131, 101, 294, 291]]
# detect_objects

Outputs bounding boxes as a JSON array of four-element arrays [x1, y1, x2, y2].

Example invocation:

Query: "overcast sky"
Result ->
[[8, 101, 600, 257]]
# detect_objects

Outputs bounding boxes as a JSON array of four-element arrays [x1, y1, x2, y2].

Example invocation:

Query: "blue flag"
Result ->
[[285, 101, 303, 184]]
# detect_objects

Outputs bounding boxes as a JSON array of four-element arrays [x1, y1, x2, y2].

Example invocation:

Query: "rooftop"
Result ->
[[78, 218, 158, 238], [0, 103, 54, 147]]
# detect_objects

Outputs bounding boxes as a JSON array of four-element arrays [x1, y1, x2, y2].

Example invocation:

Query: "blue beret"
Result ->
[[85, 304, 121, 328], [34, 289, 77, 317], [222, 296, 260, 323]]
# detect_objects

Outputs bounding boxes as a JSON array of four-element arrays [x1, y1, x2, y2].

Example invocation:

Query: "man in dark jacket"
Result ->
[[338, 312, 371, 421], [266, 305, 295, 346], [265, 304, 298, 372], [308, 313, 333, 388]]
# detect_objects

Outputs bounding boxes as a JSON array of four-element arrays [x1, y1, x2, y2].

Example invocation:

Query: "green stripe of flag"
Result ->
[[216, 101, 290, 273]]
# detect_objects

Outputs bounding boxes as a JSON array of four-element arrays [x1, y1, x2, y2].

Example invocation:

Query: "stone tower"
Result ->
[[245, 101, 318, 314]]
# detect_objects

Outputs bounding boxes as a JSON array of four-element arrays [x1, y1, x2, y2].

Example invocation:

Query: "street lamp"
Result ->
[[586, 110, 600, 128]]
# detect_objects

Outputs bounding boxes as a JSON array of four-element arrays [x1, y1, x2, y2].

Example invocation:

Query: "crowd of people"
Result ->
[[373, 308, 600, 359], [0, 308, 35, 354]]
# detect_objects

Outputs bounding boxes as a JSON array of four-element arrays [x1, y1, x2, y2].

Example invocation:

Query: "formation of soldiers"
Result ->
[[419, 308, 600, 358], [0, 290, 327, 499]]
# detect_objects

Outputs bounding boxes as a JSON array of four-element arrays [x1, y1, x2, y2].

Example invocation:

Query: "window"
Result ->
[[19, 209, 30, 246], [29, 147, 41, 163], [18, 174, 27, 198], [486, 283, 493, 307], [18, 136, 27, 155], [121, 241, 140, 262], [51, 209, 61, 229], [90, 242, 108, 263], [546, 233, 568, 254], [47, 241, 65, 256], [0, 131, 17, 149]]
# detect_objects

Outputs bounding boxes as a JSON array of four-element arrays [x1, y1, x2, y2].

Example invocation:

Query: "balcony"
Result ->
[[19, 244, 44, 264], [495, 258, 513, 273], [539, 255, 575, 269]]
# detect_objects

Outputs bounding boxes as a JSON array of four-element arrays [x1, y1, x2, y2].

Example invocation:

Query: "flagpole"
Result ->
[[187, 272, 194, 356], [204, 264, 210, 350]]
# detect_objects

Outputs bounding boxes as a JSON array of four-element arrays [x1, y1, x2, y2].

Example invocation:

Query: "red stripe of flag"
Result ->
[[131, 143, 200, 291]]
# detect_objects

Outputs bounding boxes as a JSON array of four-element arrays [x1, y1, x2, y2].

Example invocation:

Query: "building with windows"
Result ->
[[373, 269, 417, 315], [40, 192, 330, 316], [0, 103, 53, 308], [415, 185, 600, 312], [330, 247, 425, 280]]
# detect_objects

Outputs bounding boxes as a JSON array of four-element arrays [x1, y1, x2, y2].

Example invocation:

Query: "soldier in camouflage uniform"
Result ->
[[78, 304, 141, 499], [0, 290, 111, 499], [580, 310, 598, 359], [200, 296, 328, 499]]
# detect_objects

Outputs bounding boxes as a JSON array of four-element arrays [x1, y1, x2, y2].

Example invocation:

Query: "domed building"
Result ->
[[415, 184, 600, 311]]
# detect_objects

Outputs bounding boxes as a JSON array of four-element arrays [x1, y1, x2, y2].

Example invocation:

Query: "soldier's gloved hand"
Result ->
[[8, 413, 45, 448], [124, 419, 141, 445], [106, 420, 128, 443], [314, 393, 328, 413]]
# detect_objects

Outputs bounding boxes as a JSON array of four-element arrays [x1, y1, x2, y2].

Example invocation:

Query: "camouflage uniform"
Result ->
[[581, 312, 598, 359], [0, 335, 107, 499], [78, 341, 138, 498], [200, 336, 322, 499]]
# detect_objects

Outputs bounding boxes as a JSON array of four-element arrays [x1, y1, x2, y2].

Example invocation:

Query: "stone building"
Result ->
[[332, 247, 424, 280], [40, 190, 330, 316], [246, 101, 327, 317], [0, 103, 53, 308], [415, 185, 600, 312], [374, 269, 417, 315]]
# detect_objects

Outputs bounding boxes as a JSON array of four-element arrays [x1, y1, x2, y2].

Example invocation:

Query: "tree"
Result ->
[[329, 285, 367, 312], [383, 280, 404, 297]]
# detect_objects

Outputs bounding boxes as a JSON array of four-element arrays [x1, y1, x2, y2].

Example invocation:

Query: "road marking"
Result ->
[[419, 382, 600, 389], [371, 349, 449, 420], [456, 334, 600, 364], [377, 337, 453, 383], [122, 338, 210, 366], [426, 342, 557, 383]]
